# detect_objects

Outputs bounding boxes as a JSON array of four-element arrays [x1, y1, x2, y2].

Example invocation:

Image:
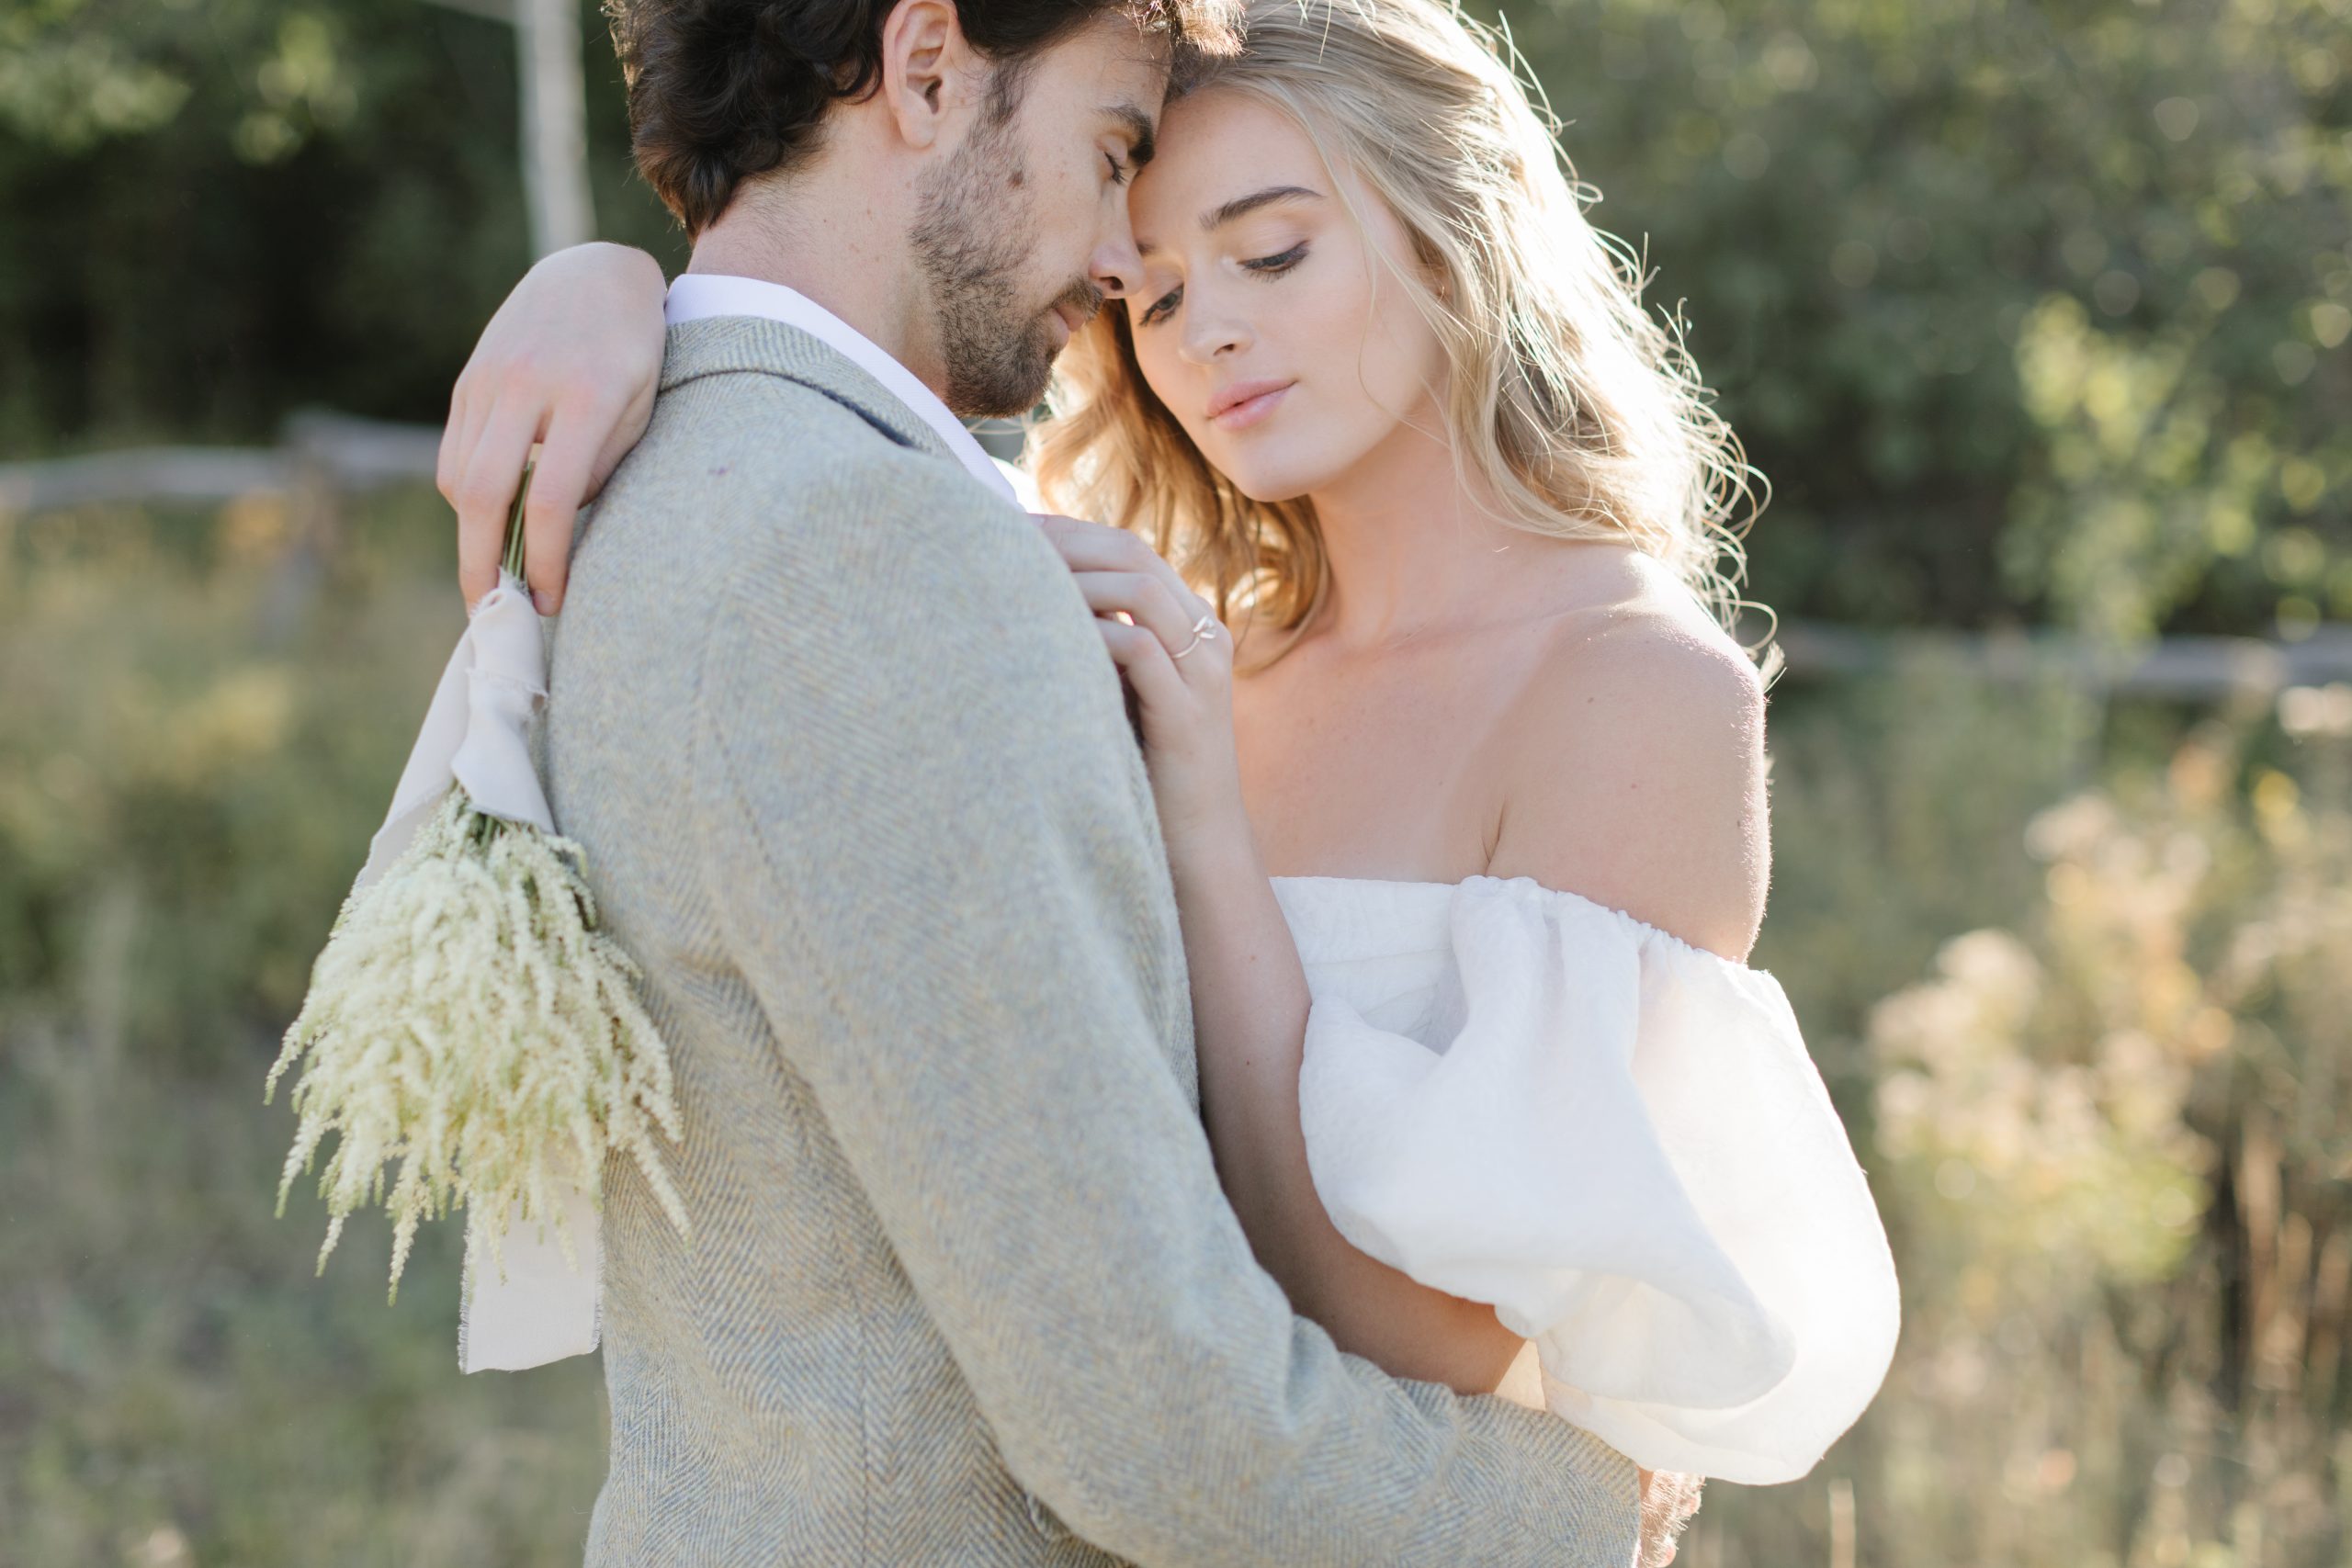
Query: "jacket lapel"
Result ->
[[658, 316, 958, 467]]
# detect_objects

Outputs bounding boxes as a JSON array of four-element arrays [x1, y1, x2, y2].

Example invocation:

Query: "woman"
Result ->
[[439, 0, 1898, 1557]]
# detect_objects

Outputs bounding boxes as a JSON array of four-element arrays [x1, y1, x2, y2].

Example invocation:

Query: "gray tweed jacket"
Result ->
[[544, 315, 1640, 1567]]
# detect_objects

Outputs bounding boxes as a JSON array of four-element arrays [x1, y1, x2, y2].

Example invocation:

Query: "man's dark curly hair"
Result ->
[[607, 0, 1240, 236]]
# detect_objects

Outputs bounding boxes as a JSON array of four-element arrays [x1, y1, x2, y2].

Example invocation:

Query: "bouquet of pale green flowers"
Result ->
[[266, 471, 685, 1364]]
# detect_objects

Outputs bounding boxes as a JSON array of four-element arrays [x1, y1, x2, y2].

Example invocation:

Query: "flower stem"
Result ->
[[502, 458, 535, 581]]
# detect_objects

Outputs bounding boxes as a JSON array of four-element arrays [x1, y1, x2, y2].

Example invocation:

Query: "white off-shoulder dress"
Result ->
[[1270, 874, 1901, 1486]]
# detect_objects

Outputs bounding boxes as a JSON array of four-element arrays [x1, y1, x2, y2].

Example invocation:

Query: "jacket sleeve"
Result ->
[[687, 456, 1639, 1567]]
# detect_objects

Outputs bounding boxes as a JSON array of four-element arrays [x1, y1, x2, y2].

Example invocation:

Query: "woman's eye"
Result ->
[[1243, 243, 1308, 276], [1137, 285, 1182, 327]]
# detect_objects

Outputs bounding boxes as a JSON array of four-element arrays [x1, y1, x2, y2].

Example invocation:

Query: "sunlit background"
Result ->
[[3, 1, 2347, 1563]]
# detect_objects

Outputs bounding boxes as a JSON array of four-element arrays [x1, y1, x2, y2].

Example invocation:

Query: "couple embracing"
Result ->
[[431, 0, 1899, 1561]]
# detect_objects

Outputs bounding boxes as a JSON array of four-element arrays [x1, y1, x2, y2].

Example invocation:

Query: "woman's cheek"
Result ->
[[1132, 340, 1187, 434], [1360, 284, 1446, 421]]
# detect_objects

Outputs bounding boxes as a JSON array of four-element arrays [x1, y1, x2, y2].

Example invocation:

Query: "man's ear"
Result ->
[[877, 0, 982, 152]]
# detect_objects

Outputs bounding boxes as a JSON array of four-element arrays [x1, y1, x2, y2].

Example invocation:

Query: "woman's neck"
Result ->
[[1300, 412, 1565, 653]]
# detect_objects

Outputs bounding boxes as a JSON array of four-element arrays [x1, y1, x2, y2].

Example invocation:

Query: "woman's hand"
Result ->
[[437, 243, 669, 613], [1035, 514, 1247, 852], [1635, 1468, 1702, 1567]]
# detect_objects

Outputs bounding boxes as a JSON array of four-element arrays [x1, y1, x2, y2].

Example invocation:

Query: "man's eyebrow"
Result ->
[[1202, 185, 1323, 231], [1104, 104, 1156, 166]]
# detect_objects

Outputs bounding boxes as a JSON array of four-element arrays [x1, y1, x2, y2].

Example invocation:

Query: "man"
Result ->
[[438, 0, 1642, 1561]]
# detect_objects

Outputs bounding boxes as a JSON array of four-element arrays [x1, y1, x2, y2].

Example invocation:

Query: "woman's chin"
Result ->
[[1207, 434, 1384, 507], [1216, 460, 1318, 507]]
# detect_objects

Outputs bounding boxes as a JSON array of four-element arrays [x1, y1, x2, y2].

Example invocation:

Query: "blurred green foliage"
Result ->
[[0, 0, 685, 448], [6, 0, 2342, 637], [1477, 0, 2350, 642], [1691, 673, 2352, 1568], [0, 495, 605, 1564], [6, 494, 2349, 1565], [1854, 716, 2352, 1567], [5, 0, 2351, 1563]]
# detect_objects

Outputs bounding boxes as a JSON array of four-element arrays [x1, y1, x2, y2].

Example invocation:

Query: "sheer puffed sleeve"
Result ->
[[1285, 874, 1900, 1485]]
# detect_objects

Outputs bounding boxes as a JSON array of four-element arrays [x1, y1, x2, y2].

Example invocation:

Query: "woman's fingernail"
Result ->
[[534, 590, 557, 615]]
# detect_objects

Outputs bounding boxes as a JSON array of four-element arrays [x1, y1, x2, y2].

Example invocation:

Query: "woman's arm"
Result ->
[[1043, 529, 1731, 1559], [437, 242, 670, 611], [1035, 517, 1527, 1399], [1162, 826, 1532, 1396], [1479, 614, 1773, 1568]]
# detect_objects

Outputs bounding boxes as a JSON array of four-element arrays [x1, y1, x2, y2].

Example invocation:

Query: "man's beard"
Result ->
[[910, 111, 1101, 418]]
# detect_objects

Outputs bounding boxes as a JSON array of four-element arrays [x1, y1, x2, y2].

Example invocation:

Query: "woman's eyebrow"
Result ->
[[1136, 185, 1327, 257], [1202, 185, 1323, 231]]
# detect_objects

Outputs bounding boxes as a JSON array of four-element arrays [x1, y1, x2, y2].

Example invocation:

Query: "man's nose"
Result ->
[[1091, 228, 1144, 300]]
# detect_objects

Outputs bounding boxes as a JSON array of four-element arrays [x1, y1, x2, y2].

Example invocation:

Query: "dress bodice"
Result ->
[[1267, 873, 1901, 1485]]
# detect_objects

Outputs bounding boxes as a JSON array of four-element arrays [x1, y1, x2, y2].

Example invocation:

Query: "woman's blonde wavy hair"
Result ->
[[1028, 0, 1776, 673]]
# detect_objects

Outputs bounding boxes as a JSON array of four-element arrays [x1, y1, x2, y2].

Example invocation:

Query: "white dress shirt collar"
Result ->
[[663, 274, 1017, 503]]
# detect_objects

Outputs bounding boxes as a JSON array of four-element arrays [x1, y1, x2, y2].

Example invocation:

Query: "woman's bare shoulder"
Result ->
[[1481, 560, 1770, 962], [1489, 548, 1762, 750]]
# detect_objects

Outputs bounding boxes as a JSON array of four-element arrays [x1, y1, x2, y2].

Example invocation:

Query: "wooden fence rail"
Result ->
[[0, 412, 440, 513], [6, 420, 2348, 701], [1763, 619, 2352, 701]]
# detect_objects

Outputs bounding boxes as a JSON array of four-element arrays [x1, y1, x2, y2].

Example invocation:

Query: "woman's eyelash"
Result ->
[[1136, 244, 1309, 329], [1243, 243, 1309, 275]]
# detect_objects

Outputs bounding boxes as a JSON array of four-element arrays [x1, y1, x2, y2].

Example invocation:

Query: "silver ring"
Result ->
[[1170, 614, 1218, 661]]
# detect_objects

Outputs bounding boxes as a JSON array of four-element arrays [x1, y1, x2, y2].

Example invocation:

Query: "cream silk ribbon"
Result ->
[[359, 570, 600, 1374]]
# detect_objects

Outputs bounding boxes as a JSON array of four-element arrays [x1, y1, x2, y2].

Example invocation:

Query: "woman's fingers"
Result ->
[[515, 403, 608, 613], [1095, 617, 1190, 712], [440, 243, 670, 610], [587, 375, 657, 504], [453, 400, 545, 608], [436, 387, 481, 514], [521, 353, 661, 612], [1035, 513, 1177, 579], [1073, 570, 1221, 669], [1035, 513, 1215, 621]]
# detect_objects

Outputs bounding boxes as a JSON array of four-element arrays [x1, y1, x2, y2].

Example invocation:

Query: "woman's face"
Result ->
[[1122, 88, 1448, 503]]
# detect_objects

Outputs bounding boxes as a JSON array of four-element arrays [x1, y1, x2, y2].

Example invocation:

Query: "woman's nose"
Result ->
[[1179, 298, 1250, 365]]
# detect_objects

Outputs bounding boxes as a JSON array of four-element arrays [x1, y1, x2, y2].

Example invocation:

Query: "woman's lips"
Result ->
[[1207, 380, 1294, 432]]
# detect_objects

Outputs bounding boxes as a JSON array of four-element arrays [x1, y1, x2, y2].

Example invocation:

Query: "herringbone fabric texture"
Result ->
[[545, 316, 1642, 1567]]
